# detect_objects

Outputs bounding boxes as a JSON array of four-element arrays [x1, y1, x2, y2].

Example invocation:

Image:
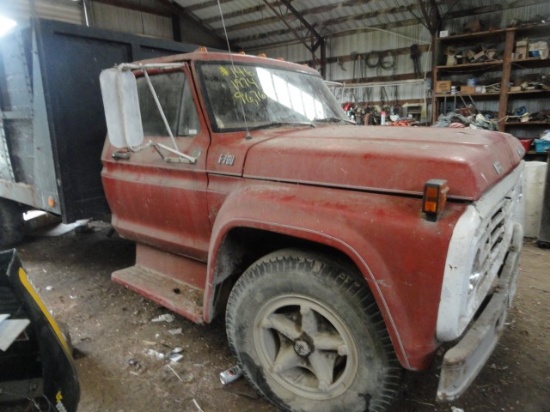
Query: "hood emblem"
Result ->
[[219, 153, 235, 166], [493, 161, 503, 175]]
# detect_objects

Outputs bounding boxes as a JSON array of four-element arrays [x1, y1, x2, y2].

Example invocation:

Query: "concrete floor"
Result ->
[[9, 223, 550, 412]]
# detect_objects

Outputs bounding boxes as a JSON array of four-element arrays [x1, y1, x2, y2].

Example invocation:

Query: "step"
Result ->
[[135, 244, 207, 290], [112, 266, 204, 324]]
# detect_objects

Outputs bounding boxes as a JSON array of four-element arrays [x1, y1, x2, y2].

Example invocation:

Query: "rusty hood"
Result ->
[[242, 126, 524, 201]]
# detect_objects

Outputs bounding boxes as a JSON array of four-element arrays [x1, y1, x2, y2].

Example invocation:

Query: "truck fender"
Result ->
[[204, 182, 411, 367]]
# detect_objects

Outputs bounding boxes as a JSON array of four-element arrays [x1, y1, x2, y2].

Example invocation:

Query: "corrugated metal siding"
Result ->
[[0, 0, 83, 25], [197, 0, 260, 21], [175, 0, 550, 52], [89, 2, 172, 39], [256, 21, 431, 102], [142, 13, 172, 39]]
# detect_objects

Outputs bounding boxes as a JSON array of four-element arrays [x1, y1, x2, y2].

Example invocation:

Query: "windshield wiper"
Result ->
[[250, 121, 316, 130], [313, 117, 356, 125]]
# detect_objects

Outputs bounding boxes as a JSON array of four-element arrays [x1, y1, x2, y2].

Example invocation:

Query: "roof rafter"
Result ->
[[186, 0, 233, 13], [240, 17, 422, 50], [199, 0, 377, 23], [203, 2, 282, 24], [219, 2, 420, 35], [259, 0, 326, 77], [319, 4, 417, 28], [229, 0, 549, 48]]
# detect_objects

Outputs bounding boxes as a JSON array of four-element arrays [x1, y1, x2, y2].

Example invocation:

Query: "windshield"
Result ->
[[198, 62, 348, 131]]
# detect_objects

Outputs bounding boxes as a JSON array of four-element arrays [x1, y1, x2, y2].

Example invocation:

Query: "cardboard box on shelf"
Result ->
[[435, 80, 452, 93], [529, 41, 549, 59], [516, 39, 528, 60], [460, 85, 476, 94]]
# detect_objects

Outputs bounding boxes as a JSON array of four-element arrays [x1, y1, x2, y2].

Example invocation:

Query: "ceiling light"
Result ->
[[0, 15, 16, 37]]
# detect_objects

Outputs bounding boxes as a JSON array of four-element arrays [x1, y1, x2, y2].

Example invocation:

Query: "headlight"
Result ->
[[468, 248, 484, 294]]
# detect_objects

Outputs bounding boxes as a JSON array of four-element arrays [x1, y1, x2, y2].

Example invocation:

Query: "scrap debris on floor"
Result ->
[[5, 222, 550, 412]]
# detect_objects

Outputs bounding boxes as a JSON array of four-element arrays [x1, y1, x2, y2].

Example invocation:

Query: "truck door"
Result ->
[[102, 66, 211, 260]]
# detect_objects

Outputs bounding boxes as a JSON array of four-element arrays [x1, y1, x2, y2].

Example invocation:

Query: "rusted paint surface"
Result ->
[[135, 243, 207, 290], [242, 126, 523, 201], [112, 264, 204, 324], [206, 179, 465, 369]]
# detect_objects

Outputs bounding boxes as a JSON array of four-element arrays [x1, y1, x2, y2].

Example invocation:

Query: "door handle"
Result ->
[[112, 151, 130, 160]]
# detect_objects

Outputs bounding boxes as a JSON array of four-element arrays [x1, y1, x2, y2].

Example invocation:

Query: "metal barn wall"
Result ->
[[0, 1, 173, 40], [257, 22, 431, 104], [0, 0, 83, 25], [89, 2, 173, 40], [328, 24, 430, 104], [176, 15, 228, 49]]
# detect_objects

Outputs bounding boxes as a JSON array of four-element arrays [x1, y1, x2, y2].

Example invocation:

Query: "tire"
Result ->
[[226, 249, 401, 412], [0, 198, 24, 248]]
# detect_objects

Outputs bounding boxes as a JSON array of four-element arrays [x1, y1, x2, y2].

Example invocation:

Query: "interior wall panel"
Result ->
[[89, 2, 172, 40], [0, 0, 82, 25]]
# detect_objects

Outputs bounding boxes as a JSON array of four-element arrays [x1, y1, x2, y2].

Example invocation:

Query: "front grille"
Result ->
[[474, 180, 521, 298], [437, 163, 524, 341]]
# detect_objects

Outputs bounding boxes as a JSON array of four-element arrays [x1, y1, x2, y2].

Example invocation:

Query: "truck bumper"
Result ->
[[436, 222, 523, 402]]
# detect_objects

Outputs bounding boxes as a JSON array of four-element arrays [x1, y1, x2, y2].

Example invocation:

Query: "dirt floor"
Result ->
[[8, 221, 550, 412]]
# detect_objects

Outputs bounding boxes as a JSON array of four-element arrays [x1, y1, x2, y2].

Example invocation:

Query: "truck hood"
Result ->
[[243, 126, 524, 200]]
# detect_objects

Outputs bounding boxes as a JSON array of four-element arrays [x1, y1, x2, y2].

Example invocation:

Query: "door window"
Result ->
[[137, 71, 199, 137]]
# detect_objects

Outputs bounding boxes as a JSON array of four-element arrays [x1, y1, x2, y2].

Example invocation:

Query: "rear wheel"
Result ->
[[226, 250, 401, 412], [0, 198, 24, 248]]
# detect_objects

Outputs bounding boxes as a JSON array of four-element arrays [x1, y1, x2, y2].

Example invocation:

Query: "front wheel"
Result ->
[[226, 250, 401, 412]]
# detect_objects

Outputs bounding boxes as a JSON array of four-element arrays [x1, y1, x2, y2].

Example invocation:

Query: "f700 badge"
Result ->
[[218, 154, 235, 166]]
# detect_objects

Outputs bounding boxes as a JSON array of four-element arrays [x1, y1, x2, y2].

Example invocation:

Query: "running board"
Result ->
[[112, 245, 206, 323]]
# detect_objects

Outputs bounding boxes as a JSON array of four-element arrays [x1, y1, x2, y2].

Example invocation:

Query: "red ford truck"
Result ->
[[99, 50, 525, 412]]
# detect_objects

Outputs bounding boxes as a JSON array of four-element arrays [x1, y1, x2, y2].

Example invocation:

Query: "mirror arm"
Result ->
[[155, 142, 197, 164], [152, 143, 168, 162]]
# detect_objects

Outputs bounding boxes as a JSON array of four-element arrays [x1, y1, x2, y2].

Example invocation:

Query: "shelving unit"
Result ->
[[432, 22, 550, 137]]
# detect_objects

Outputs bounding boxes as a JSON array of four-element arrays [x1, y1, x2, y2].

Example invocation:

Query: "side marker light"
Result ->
[[422, 179, 449, 221]]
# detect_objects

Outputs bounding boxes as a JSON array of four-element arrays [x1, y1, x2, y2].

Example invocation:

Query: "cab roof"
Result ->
[[134, 50, 321, 76]]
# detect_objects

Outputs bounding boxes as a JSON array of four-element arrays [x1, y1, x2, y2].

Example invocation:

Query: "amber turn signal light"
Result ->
[[422, 179, 449, 221]]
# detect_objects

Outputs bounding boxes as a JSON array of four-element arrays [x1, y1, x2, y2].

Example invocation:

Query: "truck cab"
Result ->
[[100, 50, 524, 412]]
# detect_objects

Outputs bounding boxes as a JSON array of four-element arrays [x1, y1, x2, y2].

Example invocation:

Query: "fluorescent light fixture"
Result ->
[[0, 15, 16, 37]]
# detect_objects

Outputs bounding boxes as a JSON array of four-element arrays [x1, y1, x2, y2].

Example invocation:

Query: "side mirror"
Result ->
[[100, 68, 144, 148]]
